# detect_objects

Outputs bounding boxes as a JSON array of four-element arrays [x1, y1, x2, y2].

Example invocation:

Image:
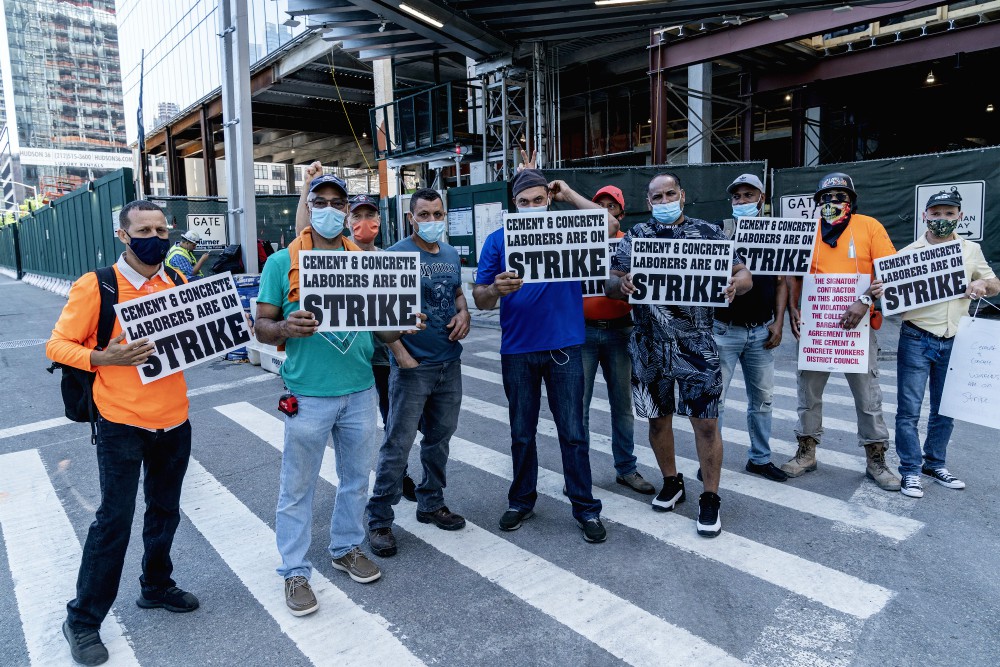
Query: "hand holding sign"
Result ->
[[965, 279, 989, 299], [281, 310, 320, 338], [96, 331, 155, 367], [494, 271, 523, 296], [840, 300, 869, 330]]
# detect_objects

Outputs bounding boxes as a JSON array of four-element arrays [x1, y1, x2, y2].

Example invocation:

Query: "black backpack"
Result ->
[[47, 265, 183, 443], [211, 243, 244, 274]]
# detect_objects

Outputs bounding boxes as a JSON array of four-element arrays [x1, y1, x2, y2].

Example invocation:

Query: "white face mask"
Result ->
[[517, 206, 547, 214]]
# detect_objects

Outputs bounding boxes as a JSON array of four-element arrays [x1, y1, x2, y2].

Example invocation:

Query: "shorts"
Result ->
[[629, 329, 722, 419]]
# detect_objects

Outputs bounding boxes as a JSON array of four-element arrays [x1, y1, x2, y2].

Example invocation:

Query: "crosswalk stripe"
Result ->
[[216, 403, 747, 667], [0, 417, 72, 440], [0, 449, 139, 666], [460, 396, 922, 542], [180, 455, 424, 667]]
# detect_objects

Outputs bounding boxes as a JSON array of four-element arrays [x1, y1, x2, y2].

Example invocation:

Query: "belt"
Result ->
[[718, 318, 774, 329], [585, 315, 633, 330], [903, 320, 948, 340]]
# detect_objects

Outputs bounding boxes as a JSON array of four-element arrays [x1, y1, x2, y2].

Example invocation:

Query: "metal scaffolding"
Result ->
[[482, 67, 528, 181]]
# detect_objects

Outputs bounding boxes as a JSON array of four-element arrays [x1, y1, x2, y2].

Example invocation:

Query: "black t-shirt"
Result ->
[[715, 274, 777, 326]]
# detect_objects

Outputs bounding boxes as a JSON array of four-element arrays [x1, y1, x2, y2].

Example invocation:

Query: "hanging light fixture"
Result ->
[[988, 103, 995, 113], [926, 70, 936, 84]]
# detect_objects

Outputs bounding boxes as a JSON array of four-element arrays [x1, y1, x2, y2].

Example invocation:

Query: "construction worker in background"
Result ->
[[165, 230, 209, 281]]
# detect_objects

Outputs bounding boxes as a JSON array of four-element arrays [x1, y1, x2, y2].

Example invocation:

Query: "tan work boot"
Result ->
[[865, 442, 901, 491], [781, 436, 818, 477]]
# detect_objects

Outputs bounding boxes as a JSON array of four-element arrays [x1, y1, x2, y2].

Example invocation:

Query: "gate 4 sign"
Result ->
[[504, 211, 609, 283], [299, 250, 421, 331], [874, 240, 966, 316], [115, 272, 251, 384], [797, 273, 870, 373], [186, 214, 228, 250], [913, 181, 984, 241], [629, 238, 733, 307]]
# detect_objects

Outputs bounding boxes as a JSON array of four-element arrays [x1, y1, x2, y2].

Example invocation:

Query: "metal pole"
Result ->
[[218, 0, 258, 273]]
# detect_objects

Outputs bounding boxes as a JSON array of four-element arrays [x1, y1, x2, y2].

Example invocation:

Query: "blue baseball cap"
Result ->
[[349, 194, 379, 212], [309, 174, 348, 196]]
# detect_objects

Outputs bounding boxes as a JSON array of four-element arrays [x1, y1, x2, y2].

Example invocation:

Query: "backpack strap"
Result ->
[[163, 265, 185, 287], [94, 266, 119, 350]]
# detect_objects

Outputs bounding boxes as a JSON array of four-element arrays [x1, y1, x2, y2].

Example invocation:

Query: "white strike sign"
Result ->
[[940, 317, 1000, 429], [874, 240, 967, 316], [116, 272, 251, 384], [629, 238, 733, 307], [504, 211, 609, 283], [299, 250, 421, 332], [582, 238, 622, 297], [734, 216, 818, 275], [779, 194, 819, 220], [187, 214, 228, 250], [798, 273, 870, 373], [913, 181, 984, 241]]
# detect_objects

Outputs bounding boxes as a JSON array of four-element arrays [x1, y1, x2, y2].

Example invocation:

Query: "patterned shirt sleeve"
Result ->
[[612, 229, 634, 273]]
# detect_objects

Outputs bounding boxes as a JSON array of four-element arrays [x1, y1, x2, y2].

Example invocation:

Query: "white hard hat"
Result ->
[[181, 230, 201, 243]]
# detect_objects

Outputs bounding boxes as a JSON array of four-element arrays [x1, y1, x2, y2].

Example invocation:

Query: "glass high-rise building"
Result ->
[[0, 0, 129, 211]]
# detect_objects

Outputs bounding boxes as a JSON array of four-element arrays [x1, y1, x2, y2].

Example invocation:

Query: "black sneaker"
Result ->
[[697, 492, 722, 537], [369, 526, 398, 557], [921, 466, 966, 489], [745, 460, 789, 482], [63, 620, 108, 666], [416, 506, 466, 530], [578, 517, 608, 543], [652, 473, 685, 512], [136, 586, 199, 612], [401, 473, 417, 502], [498, 508, 534, 531]]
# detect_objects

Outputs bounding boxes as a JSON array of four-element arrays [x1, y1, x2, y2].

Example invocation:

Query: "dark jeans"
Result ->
[[501, 346, 602, 522], [895, 323, 955, 476], [67, 418, 191, 629], [373, 364, 391, 424], [367, 360, 462, 529]]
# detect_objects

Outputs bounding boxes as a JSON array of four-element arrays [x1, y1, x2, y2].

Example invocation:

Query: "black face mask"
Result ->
[[124, 232, 170, 265]]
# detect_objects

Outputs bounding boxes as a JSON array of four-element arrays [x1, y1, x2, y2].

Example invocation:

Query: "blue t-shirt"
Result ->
[[476, 227, 584, 355], [257, 248, 375, 397], [388, 236, 463, 365]]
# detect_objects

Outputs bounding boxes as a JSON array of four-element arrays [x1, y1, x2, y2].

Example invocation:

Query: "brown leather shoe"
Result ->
[[284, 576, 318, 617], [416, 505, 466, 530]]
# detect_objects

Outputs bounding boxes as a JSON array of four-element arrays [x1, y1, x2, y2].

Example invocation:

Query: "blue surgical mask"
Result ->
[[416, 221, 446, 244], [124, 233, 170, 266], [732, 202, 760, 219], [310, 206, 346, 239], [517, 206, 547, 214], [651, 201, 682, 225]]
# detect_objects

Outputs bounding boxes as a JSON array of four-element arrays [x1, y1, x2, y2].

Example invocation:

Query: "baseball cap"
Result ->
[[726, 174, 765, 195], [349, 194, 379, 212], [511, 168, 548, 198], [181, 230, 201, 243], [592, 185, 625, 211], [925, 189, 962, 209], [309, 174, 348, 196]]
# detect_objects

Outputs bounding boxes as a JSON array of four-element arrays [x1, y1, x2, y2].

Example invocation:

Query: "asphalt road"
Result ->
[[1, 272, 998, 667]]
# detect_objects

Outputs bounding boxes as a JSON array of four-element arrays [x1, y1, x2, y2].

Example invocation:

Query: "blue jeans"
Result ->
[[67, 418, 191, 629], [501, 346, 602, 522], [368, 360, 462, 529], [276, 387, 377, 578], [895, 323, 955, 476], [713, 320, 775, 464], [582, 325, 636, 476]]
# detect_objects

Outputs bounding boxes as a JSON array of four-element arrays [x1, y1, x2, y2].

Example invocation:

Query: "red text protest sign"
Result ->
[[797, 273, 870, 373]]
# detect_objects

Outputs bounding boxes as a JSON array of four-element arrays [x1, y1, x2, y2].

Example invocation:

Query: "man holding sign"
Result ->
[[48, 200, 199, 666], [784, 173, 900, 491], [474, 167, 607, 544], [607, 172, 751, 537], [256, 174, 424, 616], [875, 190, 998, 498]]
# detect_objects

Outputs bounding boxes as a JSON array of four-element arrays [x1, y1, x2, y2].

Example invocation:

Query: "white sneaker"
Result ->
[[900, 474, 924, 498], [922, 467, 966, 489]]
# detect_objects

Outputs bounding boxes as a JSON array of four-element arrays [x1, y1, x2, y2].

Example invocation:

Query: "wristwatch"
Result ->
[[857, 295, 873, 306]]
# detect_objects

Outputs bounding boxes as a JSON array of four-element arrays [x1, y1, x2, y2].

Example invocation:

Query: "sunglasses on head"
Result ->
[[819, 192, 851, 204]]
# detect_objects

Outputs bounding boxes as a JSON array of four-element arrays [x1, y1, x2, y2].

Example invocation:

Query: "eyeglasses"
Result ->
[[819, 192, 851, 204], [311, 198, 347, 209]]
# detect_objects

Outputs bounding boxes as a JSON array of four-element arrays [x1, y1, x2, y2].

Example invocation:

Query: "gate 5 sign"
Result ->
[[913, 181, 984, 242], [504, 211, 609, 283], [779, 194, 819, 220], [187, 214, 228, 250], [115, 272, 251, 384]]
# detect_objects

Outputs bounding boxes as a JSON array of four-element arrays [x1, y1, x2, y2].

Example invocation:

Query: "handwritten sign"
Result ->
[[116, 272, 251, 384], [299, 250, 421, 331], [874, 240, 966, 316], [797, 273, 870, 373], [629, 238, 733, 307], [504, 211, 609, 283], [939, 317, 1000, 429], [582, 238, 622, 297], [733, 217, 818, 275]]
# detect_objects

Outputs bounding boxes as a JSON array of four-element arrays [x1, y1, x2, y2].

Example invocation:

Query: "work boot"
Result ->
[[865, 442, 901, 491], [780, 436, 818, 477]]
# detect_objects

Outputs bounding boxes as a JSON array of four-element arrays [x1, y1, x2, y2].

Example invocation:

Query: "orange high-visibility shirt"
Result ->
[[808, 213, 897, 275], [46, 262, 189, 429]]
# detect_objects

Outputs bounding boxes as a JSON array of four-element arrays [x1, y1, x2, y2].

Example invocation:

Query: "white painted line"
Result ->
[[744, 596, 863, 667], [0, 417, 72, 440], [460, 396, 922, 542], [186, 372, 279, 397], [181, 454, 424, 667], [0, 449, 139, 666], [217, 403, 746, 667]]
